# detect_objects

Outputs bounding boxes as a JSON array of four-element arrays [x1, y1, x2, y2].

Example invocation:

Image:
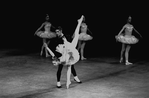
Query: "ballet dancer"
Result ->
[[34, 14, 56, 57], [116, 16, 142, 65], [45, 15, 84, 89], [75, 17, 93, 60]]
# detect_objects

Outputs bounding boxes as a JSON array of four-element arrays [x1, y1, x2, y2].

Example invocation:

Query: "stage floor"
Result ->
[[0, 49, 148, 98]]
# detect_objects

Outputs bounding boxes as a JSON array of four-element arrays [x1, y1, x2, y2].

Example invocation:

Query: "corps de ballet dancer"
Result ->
[[74, 16, 93, 60], [34, 14, 56, 57], [44, 15, 84, 89], [115, 16, 142, 65]]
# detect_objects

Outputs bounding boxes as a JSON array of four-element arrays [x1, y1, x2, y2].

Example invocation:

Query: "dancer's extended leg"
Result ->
[[65, 15, 84, 89], [71, 16, 84, 48]]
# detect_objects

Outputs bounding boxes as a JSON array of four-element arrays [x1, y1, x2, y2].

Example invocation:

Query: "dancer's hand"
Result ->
[[115, 35, 119, 42]]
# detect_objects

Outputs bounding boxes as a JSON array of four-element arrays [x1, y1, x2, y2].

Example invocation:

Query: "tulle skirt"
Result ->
[[115, 35, 139, 44], [60, 49, 80, 65], [36, 31, 56, 39], [52, 48, 80, 66], [79, 33, 93, 41]]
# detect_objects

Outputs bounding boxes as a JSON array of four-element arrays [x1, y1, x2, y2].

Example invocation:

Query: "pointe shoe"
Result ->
[[66, 81, 71, 89], [125, 62, 133, 65]]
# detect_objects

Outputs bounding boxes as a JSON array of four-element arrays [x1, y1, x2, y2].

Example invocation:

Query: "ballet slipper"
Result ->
[[57, 82, 62, 88], [74, 76, 82, 83]]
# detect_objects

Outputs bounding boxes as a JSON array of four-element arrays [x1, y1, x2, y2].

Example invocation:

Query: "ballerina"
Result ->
[[45, 15, 84, 89], [75, 16, 93, 60], [34, 14, 56, 57], [115, 16, 142, 65]]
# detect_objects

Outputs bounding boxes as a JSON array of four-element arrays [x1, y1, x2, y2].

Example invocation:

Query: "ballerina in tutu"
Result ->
[[116, 16, 142, 65], [34, 14, 56, 57], [45, 15, 84, 89], [77, 17, 93, 60]]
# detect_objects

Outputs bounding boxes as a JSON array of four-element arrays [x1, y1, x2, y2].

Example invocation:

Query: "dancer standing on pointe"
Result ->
[[115, 16, 142, 65], [34, 14, 56, 57], [75, 16, 93, 60], [45, 15, 84, 89]]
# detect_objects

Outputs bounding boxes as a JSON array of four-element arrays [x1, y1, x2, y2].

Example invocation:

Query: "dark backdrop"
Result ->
[[0, 2, 148, 60]]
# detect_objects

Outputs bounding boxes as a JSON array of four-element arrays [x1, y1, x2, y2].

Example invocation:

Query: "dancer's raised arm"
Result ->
[[71, 15, 84, 48]]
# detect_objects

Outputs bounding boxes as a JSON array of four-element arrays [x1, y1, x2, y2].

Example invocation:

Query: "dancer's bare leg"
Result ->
[[66, 65, 72, 89], [81, 42, 86, 60], [40, 39, 46, 56], [40, 45, 44, 56], [125, 45, 132, 65], [71, 15, 84, 48], [120, 43, 125, 63], [45, 40, 50, 57], [65, 15, 84, 89]]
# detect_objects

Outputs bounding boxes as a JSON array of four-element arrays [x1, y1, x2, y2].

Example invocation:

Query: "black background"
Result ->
[[0, 2, 148, 60]]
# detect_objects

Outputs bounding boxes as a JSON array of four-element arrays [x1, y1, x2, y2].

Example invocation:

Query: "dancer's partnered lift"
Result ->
[[45, 15, 84, 89]]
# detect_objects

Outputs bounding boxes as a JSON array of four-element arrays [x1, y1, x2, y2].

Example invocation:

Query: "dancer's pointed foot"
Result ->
[[119, 58, 123, 63], [57, 82, 62, 88], [66, 81, 71, 89], [125, 61, 133, 65], [74, 76, 82, 83]]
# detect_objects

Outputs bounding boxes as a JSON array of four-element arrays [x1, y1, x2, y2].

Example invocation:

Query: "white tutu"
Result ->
[[53, 43, 80, 66], [59, 49, 80, 65], [115, 35, 138, 44], [36, 31, 56, 39], [79, 33, 93, 41]]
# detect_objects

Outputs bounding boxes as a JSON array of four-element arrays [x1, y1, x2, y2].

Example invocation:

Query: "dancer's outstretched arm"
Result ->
[[71, 15, 84, 48], [133, 28, 142, 38], [44, 43, 55, 57]]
